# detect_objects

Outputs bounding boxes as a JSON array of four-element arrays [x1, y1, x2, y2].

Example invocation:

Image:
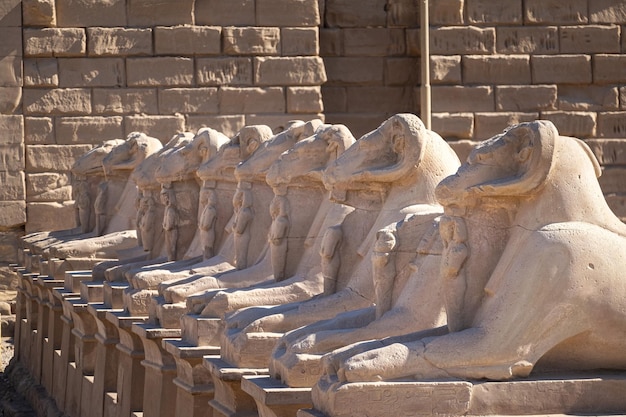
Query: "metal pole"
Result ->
[[420, 0, 431, 129]]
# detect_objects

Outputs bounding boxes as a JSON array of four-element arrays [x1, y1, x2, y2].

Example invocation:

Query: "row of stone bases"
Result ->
[[12, 114, 626, 417]]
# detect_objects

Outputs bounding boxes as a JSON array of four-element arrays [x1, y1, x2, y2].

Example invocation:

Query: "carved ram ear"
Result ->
[[474, 120, 557, 197], [246, 138, 260, 156], [390, 113, 426, 170], [325, 125, 355, 158]]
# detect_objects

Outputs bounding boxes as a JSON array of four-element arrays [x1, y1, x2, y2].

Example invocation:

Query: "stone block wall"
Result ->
[[3, 0, 326, 247], [0, 1, 24, 262], [319, 0, 626, 219]]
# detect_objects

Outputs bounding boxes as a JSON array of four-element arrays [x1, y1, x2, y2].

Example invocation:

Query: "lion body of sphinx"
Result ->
[[420, 221, 626, 380], [324, 121, 626, 385]]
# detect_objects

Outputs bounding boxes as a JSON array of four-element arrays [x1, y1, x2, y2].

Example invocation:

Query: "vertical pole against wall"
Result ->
[[420, 0, 431, 129]]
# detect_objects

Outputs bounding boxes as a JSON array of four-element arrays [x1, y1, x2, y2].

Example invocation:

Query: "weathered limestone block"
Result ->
[[430, 26, 495, 55], [384, 58, 419, 86], [496, 85, 557, 112], [93, 88, 157, 115], [323, 57, 383, 85], [496, 26, 558, 54], [256, 0, 320, 27], [196, 57, 253, 86], [558, 86, 619, 111], [158, 88, 219, 114], [430, 55, 461, 84], [325, 0, 386, 28], [24, 117, 54, 145], [254, 57, 327, 86], [431, 112, 474, 139], [23, 28, 85, 57], [195, 0, 255, 26], [23, 88, 91, 115], [22, 0, 56, 26], [463, 55, 531, 85], [23, 58, 58, 87], [593, 54, 626, 83], [524, 0, 587, 24], [87, 27, 152, 56], [346, 86, 411, 113], [154, 26, 221, 55], [287, 87, 323, 113], [532, 54, 591, 84], [223, 27, 280, 55], [56, 0, 125, 27], [598, 112, 626, 138], [58, 58, 125, 88], [186, 115, 244, 138], [431, 86, 493, 113], [0, 201, 25, 228], [220, 87, 285, 114], [0, 171, 25, 201], [282, 28, 319, 56], [0, 144, 25, 171], [560, 25, 621, 54], [541, 111, 597, 137], [55, 116, 124, 144], [0, 115, 23, 144], [0, 0, 21, 27], [590, 0, 626, 23], [474, 112, 538, 140], [127, 57, 194, 87], [26, 144, 92, 173], [26, 172, 70, 202], [127, 0, 194, 26], [26, 202, 75, 233], [342, 28, 405, 57], [467, 0, 521, 24], [123, 115, 185, 140]]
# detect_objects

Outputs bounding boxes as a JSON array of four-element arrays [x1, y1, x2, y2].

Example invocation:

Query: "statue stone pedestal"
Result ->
[[310, 373, 626, 417], [163, 339, 219, 417], [204, 355, 267, 417], [242, 375, 312, 417]]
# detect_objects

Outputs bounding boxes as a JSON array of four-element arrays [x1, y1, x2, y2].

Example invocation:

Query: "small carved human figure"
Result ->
[[439, 215, 469, 332], [135, 193, 145, 247], [140, 194, 156, 252], [199, 187, 218, 259], [94, 181, 108, 236], [320, 225, 343, 295], [75, 181, 91, 234], [233, 189, 254, 269], [268, 195, 290, 281], [161, 186, 179, 261], [371, 228, 398, 319]]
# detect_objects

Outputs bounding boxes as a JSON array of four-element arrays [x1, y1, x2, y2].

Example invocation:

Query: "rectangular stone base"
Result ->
[[155, 301, 187, 329], [204, 355, 268, 417], [242, 375, 312, 417], [311, 372, 626, 417], [180, 314, 221, 346], [81, 280, 104, 303], [104, 282, 128, 309]]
